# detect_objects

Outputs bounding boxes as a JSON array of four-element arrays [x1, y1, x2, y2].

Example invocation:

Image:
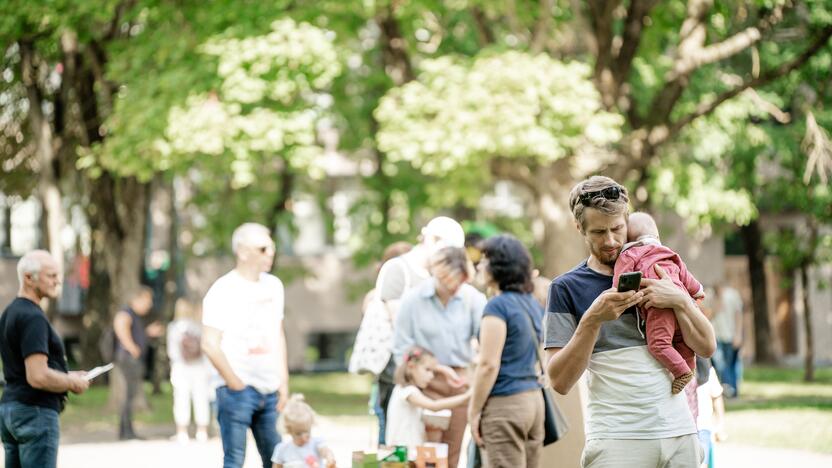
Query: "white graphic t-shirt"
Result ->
[[202, 270, 285, 393]]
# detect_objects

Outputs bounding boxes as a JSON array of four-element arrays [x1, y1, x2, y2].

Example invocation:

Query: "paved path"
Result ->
[[2, 417, 831, 467]]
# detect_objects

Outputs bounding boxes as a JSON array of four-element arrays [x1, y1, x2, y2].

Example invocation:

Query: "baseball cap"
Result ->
[[422, 216, 465, 248]]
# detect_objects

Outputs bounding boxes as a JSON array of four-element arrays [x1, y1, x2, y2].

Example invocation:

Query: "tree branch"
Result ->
[[470, 6, 495, 47], [376, 2, 414, 86], [648, 0, 793, 127], [505, 0, 529, 43], [613, 0, 658, 86], [668, 25, 832, 141], [105, 0, 137, 40], [587, 0, 622, 108], [645, 0, 711, 126], [490, 158, 539, 197], [530, 0, 554, 54], [671, 0, 792, 79]]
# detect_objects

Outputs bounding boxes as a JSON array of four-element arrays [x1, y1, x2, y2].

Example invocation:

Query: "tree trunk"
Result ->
[[534, 163, 587, 278], [163, 177, 182, 319], [79, 173, 151, 411], [539, 186, 587, 278], [19, 40, 65, 273], [739, 220, 776, 363], [2, 202, 11, 253], [800, 262, 814, 382]]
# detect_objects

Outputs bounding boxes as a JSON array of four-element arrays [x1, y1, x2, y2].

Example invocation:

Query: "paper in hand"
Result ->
[[84, 363, 114, 381]]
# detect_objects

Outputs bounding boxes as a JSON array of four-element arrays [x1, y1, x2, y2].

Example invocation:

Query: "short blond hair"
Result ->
[[280, 394, 315, 434], [568, 176, 629, 230]]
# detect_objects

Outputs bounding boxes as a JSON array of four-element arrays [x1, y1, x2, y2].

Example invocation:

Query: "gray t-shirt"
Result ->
[[376, 252, 431, 302], [271, 436, 327, 467]]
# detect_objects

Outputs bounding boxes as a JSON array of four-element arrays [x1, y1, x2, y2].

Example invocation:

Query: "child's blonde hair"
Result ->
[[393, 346, 436, 386], [280, 394, 316, 434]]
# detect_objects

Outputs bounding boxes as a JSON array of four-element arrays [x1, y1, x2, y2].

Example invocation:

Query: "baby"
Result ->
[[271, 394, 335, 468], [613, 212, 705, 394]]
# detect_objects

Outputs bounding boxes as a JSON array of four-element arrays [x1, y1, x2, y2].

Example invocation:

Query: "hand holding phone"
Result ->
[[617, 271, 643, 292]]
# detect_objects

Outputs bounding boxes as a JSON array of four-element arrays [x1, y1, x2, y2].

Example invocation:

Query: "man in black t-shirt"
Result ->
[[0, 250, 89, 468], [113, 286, 160, 440]]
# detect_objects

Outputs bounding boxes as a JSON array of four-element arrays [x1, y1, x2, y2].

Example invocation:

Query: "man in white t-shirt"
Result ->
[[202, 223, 289, 468]]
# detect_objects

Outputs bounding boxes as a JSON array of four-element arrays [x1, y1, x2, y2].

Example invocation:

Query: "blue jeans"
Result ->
[[216, 386, 280, 468], [698, 429, 714, 468], [713, 341, 741, 397], [0, 401, 60, 468]]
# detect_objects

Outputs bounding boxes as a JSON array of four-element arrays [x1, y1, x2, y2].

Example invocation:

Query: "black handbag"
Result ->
[[512, 294, 569, 446]]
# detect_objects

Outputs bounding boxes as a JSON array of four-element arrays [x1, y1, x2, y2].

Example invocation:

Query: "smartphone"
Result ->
[[617, 271, 643, 293]]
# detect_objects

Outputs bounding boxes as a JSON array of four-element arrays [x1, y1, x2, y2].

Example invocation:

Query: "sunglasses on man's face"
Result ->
[[253, 245, 274, 254], [579, 186, 621, 206]]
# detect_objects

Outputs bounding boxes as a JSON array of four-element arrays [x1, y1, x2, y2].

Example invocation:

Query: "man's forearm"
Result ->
[[546, 320, 601, 394], [31, 369, 73, 393], [674, 297, 716, 357]]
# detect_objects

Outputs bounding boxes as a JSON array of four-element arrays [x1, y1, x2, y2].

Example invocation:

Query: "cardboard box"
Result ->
[[352, 451, 378, 468], [414, 443, 448, 468]]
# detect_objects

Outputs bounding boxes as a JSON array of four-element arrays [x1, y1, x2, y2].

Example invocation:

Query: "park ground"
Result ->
[[2, 367, 831, 467]]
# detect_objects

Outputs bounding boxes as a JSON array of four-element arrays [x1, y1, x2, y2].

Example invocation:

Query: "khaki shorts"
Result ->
[[581, 434, 703, 468]]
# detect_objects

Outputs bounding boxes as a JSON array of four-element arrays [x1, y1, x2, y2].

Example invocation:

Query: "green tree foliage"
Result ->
[[375, 51, 624, 205]]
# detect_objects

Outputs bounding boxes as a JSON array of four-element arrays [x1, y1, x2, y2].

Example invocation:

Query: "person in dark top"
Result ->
[[113, 286, 162, 440], [0, 250, 89, 468], [467, 235, 545, 468]]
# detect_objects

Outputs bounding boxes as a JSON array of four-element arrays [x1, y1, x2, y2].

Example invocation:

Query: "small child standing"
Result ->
[[613, 212, 705, 394], [386, 346, 472, 447], [271, 395, 336, 468]]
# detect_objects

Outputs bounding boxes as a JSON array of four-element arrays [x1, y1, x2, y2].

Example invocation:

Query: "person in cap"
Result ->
[[373, 216, 467, 447], [392, 246, 486, 468]]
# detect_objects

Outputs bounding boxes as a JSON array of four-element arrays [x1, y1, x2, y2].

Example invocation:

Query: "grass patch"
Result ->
[[290, 372, 373, 417], [61, 372, 374, 432], [743, 366, 832, 384], [723, 366, 832, 454], [727, 366, 832, 412], [62, 382, 174, 430], [724, 409, 832, 454]]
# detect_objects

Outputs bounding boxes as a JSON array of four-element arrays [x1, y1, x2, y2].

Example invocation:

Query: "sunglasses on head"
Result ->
[[579, 186, 621, 206]]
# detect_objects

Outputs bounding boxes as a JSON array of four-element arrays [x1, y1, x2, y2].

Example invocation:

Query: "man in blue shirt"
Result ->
[[544, 176, 716, 467]]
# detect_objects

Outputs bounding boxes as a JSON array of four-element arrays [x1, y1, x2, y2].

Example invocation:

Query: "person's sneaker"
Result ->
[[195, 430, 208, 442], [671, 371, 695, 394], [119, 433, 146, 441], [171, 432, 189, 444]]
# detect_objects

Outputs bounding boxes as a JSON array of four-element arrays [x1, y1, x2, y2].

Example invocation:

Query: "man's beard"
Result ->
[[595, 248, 620, 267]]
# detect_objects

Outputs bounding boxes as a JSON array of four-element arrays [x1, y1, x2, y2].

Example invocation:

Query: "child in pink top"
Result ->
[[613, 213, 705, 394]]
